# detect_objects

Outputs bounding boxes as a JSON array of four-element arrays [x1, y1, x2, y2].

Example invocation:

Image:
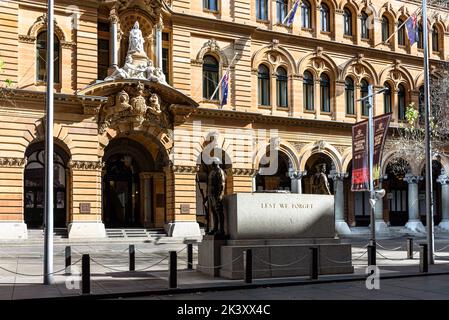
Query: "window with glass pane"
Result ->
[[258, 65, 270, 106], [36, 31, 60, 83], [345, 77, 355, 114], [432, 26, 439, 51], [382, 16, 390, 42], [419, 86, 424, 122], [320, 4, 330, 32], [398, 84, 406, 120], [384, 83, 392, 113], [203, 55, 219, 100], [97, 38, 110, 80], [256, 0, 268, 20], [204, 0, 218, 11], [276, 0, 288, 24], [361, 12, 369, 39], [303, 71, 314, 111], [301, 0, 312, 28], [361, 79, 369, 116], [418, 24, 423, 49], [343, 8, 352, 36], [276, 67, 288, 107], [320, 74, 330, 112], [398, 19, 405, 45]]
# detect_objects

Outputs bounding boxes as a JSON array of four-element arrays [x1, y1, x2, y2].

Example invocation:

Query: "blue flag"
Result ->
[[405, 14, 418, 46], [221, 71, 229, 107], [286, 1, 299, 26]]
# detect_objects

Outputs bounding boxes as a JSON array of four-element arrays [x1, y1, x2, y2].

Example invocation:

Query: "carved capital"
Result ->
[[68, 160, 104, 171], [288, 170, 307, 180], [0, 157, 27, 167], [437, 174, 449, 185], [404, 173, 423, 184], [328, 171, 348, 181]]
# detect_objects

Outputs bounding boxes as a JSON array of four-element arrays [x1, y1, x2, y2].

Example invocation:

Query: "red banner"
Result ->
[[351, 113, 392, 192]]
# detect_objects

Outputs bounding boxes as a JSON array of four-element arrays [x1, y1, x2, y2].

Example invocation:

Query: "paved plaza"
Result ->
[[1, 228, 449, 300]]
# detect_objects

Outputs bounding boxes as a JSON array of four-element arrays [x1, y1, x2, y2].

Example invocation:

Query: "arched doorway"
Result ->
[[384, 160, 410, 226], [419, 160, 443, 225], [102, 137, 164, 228], [255, 148, 292, 191], [303, 153, 335, 195], [24, 142, 69, 229]]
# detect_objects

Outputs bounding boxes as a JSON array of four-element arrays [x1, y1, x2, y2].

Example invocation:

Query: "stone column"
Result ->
[[330, 172, 351, 235], [404, 173, 426, 233], [109, 13, 119, 68], [139, 172, 153, 227], [155, 18, 163, 69], [288, 170, 307, 194], [437, 172, 449, 231]]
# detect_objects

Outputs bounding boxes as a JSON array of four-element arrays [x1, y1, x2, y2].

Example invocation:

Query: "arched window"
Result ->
[[384, 83, 392, 113], [361, 79, 369, 116], [256, 0, 268, 20], [432, 26, 439, 52], [276, 67, 288, 108], [320, 73, 330, 112], [419, 85, 425, 122], [320, 3, 330, 32], [398, 84, 406, 120], [343, 8, 352, 36], [301, 0, 312, 29], [277, 0, 288, 24], [418, 23, 423, 49], [204, 0, 218, 11], [303, 71, 314, 111], [345, 77, 355, 115], [382, 16, 390, 42], [36, 31, 60, 83], [258, 64, 270, 106], [361, 12, 369, 39], [398, 18, 406, 46], [203, 55, 219, 100]]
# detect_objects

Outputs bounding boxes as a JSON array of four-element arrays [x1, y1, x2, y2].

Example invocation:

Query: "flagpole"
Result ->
[[44, 0, 54, 285], [209, 52, 238, 101], [422, 0, 435, 265], [282, 0, 299, 25]]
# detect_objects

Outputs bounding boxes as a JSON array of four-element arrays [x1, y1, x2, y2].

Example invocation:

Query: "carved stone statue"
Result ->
[[312, 163, 331, 195], [130, 83, 148, 115], [207, 158, 226, 236], [128, 21, 145, 55], [148, 93, 162, 114]]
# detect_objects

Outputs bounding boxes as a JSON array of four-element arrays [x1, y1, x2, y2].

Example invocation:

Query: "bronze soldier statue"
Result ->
[[207, 158, 226, 235], [313, 163, 331, 195]]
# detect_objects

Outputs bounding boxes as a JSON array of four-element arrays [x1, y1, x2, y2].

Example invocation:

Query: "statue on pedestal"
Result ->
[[312, 163, 331, 195], [128, 21, 145, 55], [207, 158, 226, 236]]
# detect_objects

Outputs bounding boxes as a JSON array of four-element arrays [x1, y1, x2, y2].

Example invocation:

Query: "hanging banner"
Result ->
[[351, 113, 392, 192]]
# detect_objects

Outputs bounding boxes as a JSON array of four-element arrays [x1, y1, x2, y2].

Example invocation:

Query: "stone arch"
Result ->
[[252, 43, 297, 75], [341, 147, 353, 173], [298, 141, 342, 172], [381, 150, 417, 176], [417, 155, 449, 175], [338, 0, 360, 12], [340, 55, 379, 85], [298, 50, 339, 80], [378, 2, 397, 20], [253, 139, 300, 172], [27, 14, 67, 41], [196, 39, 230, 67], [193, 130, 233, 167], [379, 63, 414, 91]]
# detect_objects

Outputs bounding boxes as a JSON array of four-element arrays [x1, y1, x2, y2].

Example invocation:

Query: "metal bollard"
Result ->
[[243, 249, 252, 284], [407, 238, 414, 259], [65, 246, 71, 275], [81, 254, 90, 295], [169, 251, 177, 288], [129, 245, 135, 271], [187, 243, 193, 270], [367, 244, 376, 266], [419, 243, 428, 273], [310, 247, 319, 280]]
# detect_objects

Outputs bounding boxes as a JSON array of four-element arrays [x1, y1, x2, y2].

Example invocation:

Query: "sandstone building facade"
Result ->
[[0, 0, 449, 239]]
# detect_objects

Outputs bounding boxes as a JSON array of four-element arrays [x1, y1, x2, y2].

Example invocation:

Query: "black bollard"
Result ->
[[65, 246, 71, 275], [419, 243, 428, 273], [81, 254, 90, 295], [310, 247, 319, 280], [129, 245, 135, 271], [169, 251, 177, 288], [407, 238, 414, 259], [187, 243, 193, 270], [367, 244, 376, 266], [243, 249, 252, 284]]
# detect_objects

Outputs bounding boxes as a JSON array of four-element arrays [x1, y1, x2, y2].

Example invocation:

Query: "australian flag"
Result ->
[[221, 71, 229, 107], [286, 1, 299, 26], [406, 14, 418, 46]]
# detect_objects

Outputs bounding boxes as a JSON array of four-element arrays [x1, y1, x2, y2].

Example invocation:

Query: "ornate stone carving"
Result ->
[[68, 160, 104, 170], [171, 165, 199, 174], [232, 168, 257, 176], [437, 170, 449, 185], [288, 170, 307, 179], [328, 171, 348, 181], [19, 35, 36, 43], [404, 173, 423, 184], [0, 157, 26, 167]]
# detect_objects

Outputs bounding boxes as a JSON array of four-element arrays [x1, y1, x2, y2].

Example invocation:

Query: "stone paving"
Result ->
[[1, 228, 449, 300]]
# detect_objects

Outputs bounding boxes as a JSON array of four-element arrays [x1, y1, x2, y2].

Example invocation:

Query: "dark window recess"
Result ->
[[97, 38, 110, 80], [36, 31, 60, 83], [98, 22, 110, 32], [162, 47, 169, 84]]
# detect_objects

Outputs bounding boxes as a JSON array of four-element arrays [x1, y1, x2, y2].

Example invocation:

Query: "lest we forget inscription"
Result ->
[[225, 193, 334, 239]]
